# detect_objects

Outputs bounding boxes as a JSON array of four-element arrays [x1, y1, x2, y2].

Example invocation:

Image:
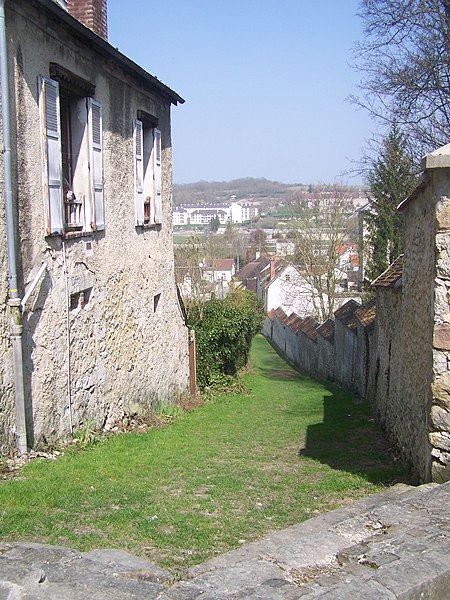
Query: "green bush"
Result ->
[[187, 289, 265, 389]]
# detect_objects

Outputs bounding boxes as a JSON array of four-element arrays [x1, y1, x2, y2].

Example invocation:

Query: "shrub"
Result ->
[[187, 289, 265, 389]]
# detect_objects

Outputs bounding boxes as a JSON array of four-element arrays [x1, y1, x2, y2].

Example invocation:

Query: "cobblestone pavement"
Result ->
[[1, 481, 450, 599]]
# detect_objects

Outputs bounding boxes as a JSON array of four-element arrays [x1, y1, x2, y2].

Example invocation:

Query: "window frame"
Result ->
[[133, 115, 162, 228], [38, 73, 104, 237]]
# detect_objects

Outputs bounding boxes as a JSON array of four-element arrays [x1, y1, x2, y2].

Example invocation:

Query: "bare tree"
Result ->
[[352, 0, 450, 157], [287, 188, 357, 321], [174, 236, 214, 304]]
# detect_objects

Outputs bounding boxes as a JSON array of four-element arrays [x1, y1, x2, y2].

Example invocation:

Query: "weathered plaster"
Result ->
[[0, 1, 189, 452]]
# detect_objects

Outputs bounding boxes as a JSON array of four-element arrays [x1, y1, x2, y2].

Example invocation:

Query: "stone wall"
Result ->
[[427, 161, 450, 482], [0, 1, 189, 453], [263, 144, 450, 483]]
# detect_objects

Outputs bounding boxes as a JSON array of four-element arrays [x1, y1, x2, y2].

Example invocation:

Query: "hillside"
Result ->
[[172, 178, 307, 206]]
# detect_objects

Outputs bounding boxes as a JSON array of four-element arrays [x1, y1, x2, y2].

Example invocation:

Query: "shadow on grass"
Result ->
[[299, 386, 412, 486], [253, 337, 412, 487]]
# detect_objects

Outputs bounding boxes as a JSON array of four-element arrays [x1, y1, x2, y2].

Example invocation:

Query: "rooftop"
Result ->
[[355, 299, 377, 331], [317, 318, 335, 343], [35, 0, 184, 105], [371, 255, 404, 288], [334, 300, 361, 330], [274, 307, 289, 326], [286, 314, 304, 333], [299, 316, 319, 341]]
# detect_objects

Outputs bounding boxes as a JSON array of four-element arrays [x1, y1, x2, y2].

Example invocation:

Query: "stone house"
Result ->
[[0, 0, 190, 454]]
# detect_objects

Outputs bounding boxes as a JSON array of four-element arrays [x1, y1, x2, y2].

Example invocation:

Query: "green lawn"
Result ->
[[0, 335, 409, 574]]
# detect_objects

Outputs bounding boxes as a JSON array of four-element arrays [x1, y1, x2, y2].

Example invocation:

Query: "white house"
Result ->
[[263, 264, 327, 318], [231, 201, 259, 223], [173, 200, 259, 226], [203, 258, 236, 298]]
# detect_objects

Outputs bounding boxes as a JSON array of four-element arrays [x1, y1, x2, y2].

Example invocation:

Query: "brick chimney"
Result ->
[[67, 0, 108, 40], [270, 259, 275, 280]]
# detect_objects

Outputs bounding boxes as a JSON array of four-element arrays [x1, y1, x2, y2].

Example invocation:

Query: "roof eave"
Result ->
[[33, 0, 185, 106]]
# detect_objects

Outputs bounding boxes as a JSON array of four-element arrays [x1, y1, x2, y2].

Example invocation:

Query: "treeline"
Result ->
[[173, 177, 305, 206]]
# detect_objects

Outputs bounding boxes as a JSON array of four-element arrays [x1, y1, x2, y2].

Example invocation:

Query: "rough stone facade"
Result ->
[[426, 161, 450, 482], [0, 0, 190, 453], [263, 144, 450, 483]]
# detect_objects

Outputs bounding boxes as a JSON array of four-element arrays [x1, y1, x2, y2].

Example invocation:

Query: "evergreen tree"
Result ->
[[365, 124, 417, 282]]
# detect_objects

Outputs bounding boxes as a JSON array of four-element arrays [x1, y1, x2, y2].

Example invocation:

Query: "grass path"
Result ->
[[0, 335, 409, 573]]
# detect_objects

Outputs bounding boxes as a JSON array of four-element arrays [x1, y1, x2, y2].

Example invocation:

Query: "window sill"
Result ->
[[64, 230, 96, 240], [46, 230, 99, 240], [136, 223, 162, 230]]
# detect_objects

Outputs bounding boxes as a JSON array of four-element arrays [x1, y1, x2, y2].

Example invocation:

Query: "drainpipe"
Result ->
[[0, 0, 28, 455]]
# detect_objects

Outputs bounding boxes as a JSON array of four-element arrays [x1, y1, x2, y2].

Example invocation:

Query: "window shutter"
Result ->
[[154, 128, 162, 224], [134, 119, 144, 226], [88, 98, 104, 230], [38, 76, 64, 235]]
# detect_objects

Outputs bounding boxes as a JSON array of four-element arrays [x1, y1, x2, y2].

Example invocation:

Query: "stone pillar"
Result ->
[[424, 144, 450, 482]]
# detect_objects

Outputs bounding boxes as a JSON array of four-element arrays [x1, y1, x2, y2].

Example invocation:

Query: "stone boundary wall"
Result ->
[[263, 299, 371, 399], [263, 143, 450, 483]]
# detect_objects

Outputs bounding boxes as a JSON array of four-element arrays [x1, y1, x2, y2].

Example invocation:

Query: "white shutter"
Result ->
[[38, 76, 64, 235], [88, 98, 104, 230], [154, 127, 162, 224], [134, 119, 144, 226]]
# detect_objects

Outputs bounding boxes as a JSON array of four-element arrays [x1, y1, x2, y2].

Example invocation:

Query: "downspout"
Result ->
[[0, 0, 28, 454]]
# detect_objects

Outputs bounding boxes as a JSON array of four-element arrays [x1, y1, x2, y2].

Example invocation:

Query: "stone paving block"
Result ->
[[257, 534, 346, 570], [83, 548, 172, 582], [309, 578, 397, 599], [282, 586, 318, 599], [2, 542, 80, 564], [234, 579, 296, 600], [372, 554, 450, 598], [186, 557, 287, 595], [158, 582, 206, 600], [0, 557, 35, 584], [0, 582, 23, 600], [36, 556, 167, 598]]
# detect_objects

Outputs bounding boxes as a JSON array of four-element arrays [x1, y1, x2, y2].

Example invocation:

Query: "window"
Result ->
[[38, 70, 104, 236], [134, 115, 162, 226]]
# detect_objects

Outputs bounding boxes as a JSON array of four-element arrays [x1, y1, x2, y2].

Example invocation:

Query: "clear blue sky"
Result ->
[[108, 0, 372, 185]]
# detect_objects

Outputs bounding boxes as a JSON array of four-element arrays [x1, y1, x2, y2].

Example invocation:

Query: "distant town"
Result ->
[[173, 180, 368, 322]]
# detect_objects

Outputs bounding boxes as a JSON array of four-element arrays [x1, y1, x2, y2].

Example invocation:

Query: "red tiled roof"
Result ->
[[286, 313, 304, 333], [355, 299, 376, 330], [299, 316, 318, 341], [274, 307, 289, 325], [371, 255, 404, 288], [351, 254, 359, 268], [317, 318, 335, 343], [336, 243, 357, 256], [334, 299, 361, 330], [235, 255, 271, 281], [204, 258, 235, 271], [267, 309, 275, 321]]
